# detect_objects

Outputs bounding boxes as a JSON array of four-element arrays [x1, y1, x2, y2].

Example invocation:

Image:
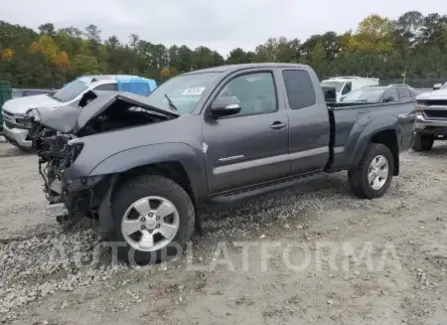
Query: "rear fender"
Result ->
[[349, 116, 399, 169]]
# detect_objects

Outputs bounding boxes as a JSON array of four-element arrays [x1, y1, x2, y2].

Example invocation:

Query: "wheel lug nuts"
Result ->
[[141, 217, 146, 222], [156, 224, 160, 228], [148, 229, 153, 234], [156, 216, 160, 220], [149, 213, 153, 217], [141, 225, 145, 230]]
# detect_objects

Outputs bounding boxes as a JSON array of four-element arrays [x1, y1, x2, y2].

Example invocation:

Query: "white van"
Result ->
[[321, 76, 380, 102]]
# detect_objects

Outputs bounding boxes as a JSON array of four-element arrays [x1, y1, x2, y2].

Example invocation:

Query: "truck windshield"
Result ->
[[321, 81, 344, 92], [147, 72, 221, 114], [342, 87, 385, 102], [52, 80, 89, 103]]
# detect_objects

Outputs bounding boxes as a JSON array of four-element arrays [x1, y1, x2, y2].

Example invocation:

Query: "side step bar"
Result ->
[[209, 172, 327, 204]]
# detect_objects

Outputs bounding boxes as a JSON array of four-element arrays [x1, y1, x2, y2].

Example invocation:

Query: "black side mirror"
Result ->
[[382, 96, 394, 103], [209, 96, 241, 118]]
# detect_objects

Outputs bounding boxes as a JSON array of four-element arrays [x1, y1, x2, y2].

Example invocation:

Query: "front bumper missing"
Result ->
[[44, 175, 110, 224]]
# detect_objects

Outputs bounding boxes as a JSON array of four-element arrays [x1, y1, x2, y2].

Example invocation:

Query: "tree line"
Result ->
[[1, 11, 447, 89]]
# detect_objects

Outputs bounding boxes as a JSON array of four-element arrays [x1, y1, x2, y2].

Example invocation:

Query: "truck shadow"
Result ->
[[0, 142, 34, 158], [201, 172, 350, 222], [411, 142, 447, 158]]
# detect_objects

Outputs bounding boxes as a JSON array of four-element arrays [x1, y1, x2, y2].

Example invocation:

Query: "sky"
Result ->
[[2, 0, 444, 56]]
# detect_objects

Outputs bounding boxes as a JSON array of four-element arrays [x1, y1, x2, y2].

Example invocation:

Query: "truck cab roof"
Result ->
[[184, 63, 313, 75]]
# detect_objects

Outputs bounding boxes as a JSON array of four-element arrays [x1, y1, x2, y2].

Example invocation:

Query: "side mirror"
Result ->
[[209, 96, 241, 118], [433, 83, 442, 90], [382, 96, 394, 103]]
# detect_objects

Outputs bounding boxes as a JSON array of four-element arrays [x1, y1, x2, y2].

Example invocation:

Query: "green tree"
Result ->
[[72, 54, 100, 75]]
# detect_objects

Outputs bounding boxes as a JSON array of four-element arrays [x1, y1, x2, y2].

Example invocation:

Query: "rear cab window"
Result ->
[[282, 69, 316, 109], [94, 83, 118, 91]]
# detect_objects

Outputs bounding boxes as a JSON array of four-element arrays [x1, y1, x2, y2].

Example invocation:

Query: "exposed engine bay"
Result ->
[[27, 90, 179, 223]]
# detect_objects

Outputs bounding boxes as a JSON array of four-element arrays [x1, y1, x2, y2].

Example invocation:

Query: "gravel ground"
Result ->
[[1, 141, 447, 325]]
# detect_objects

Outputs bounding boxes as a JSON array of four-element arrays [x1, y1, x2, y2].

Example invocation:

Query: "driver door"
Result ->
[[202, 70, 290, 194]]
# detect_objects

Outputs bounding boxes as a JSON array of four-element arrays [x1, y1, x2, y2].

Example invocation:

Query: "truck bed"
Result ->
[[326, 99, 416, 172]]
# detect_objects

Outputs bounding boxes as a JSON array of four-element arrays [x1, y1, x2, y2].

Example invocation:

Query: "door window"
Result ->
[[215, 72, 277, 116]]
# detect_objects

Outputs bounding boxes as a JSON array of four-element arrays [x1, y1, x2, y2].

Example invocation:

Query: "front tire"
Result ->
[[348, 143, 394, 199], [412, 133, 434, 152], [111, 175, 195, 265]]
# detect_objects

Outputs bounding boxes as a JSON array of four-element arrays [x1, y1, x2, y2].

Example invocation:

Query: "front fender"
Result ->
[[84, 142, 207, 200], [348, 116, 399, 168]]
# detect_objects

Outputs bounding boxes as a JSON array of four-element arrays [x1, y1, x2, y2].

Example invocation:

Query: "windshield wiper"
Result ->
[[164, 94, 178, 111]]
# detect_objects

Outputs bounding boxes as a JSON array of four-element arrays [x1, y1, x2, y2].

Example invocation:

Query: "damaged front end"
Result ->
[[30, 90, 179, 227], [36, 133, 92, 224]]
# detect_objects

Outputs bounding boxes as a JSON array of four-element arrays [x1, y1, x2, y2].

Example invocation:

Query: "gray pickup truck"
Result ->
[[28, 63, 416, 264]]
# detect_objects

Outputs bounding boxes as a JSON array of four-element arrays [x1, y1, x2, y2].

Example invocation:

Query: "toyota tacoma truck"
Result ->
[[27, 63, 416, 265], [413, 83, 447, 151]]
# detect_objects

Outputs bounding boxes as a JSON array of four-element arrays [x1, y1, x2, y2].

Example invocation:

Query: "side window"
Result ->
[[282, 69, 316, 109], [397, 88, 411, 99], [94, 83, 118, 91], [216, 72, 277, 116], [383, 89, 398, 101], [342, 82, 352, 94]]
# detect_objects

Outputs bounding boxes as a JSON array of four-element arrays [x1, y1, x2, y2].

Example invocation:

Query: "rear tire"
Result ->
[[348, 143, 394, 199], [412, 134, 434, 152], [111, 174, 195, 265]]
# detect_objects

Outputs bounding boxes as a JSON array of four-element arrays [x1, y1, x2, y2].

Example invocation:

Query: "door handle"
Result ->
[[269, 121, 287, 130]]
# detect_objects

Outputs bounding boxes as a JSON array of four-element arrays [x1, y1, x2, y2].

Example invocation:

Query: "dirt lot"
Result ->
[[1, 141, 447, 325]]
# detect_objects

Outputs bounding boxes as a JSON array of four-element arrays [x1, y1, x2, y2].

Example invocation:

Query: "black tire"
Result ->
[[111, 174, 195, 265], [348, 143, 394, 199], [412, 133, 434, 152]]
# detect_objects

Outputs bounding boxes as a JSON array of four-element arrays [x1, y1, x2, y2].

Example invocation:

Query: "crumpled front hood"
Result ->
[[416, 88, 447, 100], [31, 90, 179, 135], [32, 104, 81, 134], [72, 90, 179, 134], [2, 94, 62, 115]]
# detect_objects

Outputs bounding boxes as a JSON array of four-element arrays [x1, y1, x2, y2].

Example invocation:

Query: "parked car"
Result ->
[[321, 76, 380, 102], [1, 75, 157, 152], [412, 84, 447, 151], [28, 63, 415, 264], [340, 85, 417, 103]]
